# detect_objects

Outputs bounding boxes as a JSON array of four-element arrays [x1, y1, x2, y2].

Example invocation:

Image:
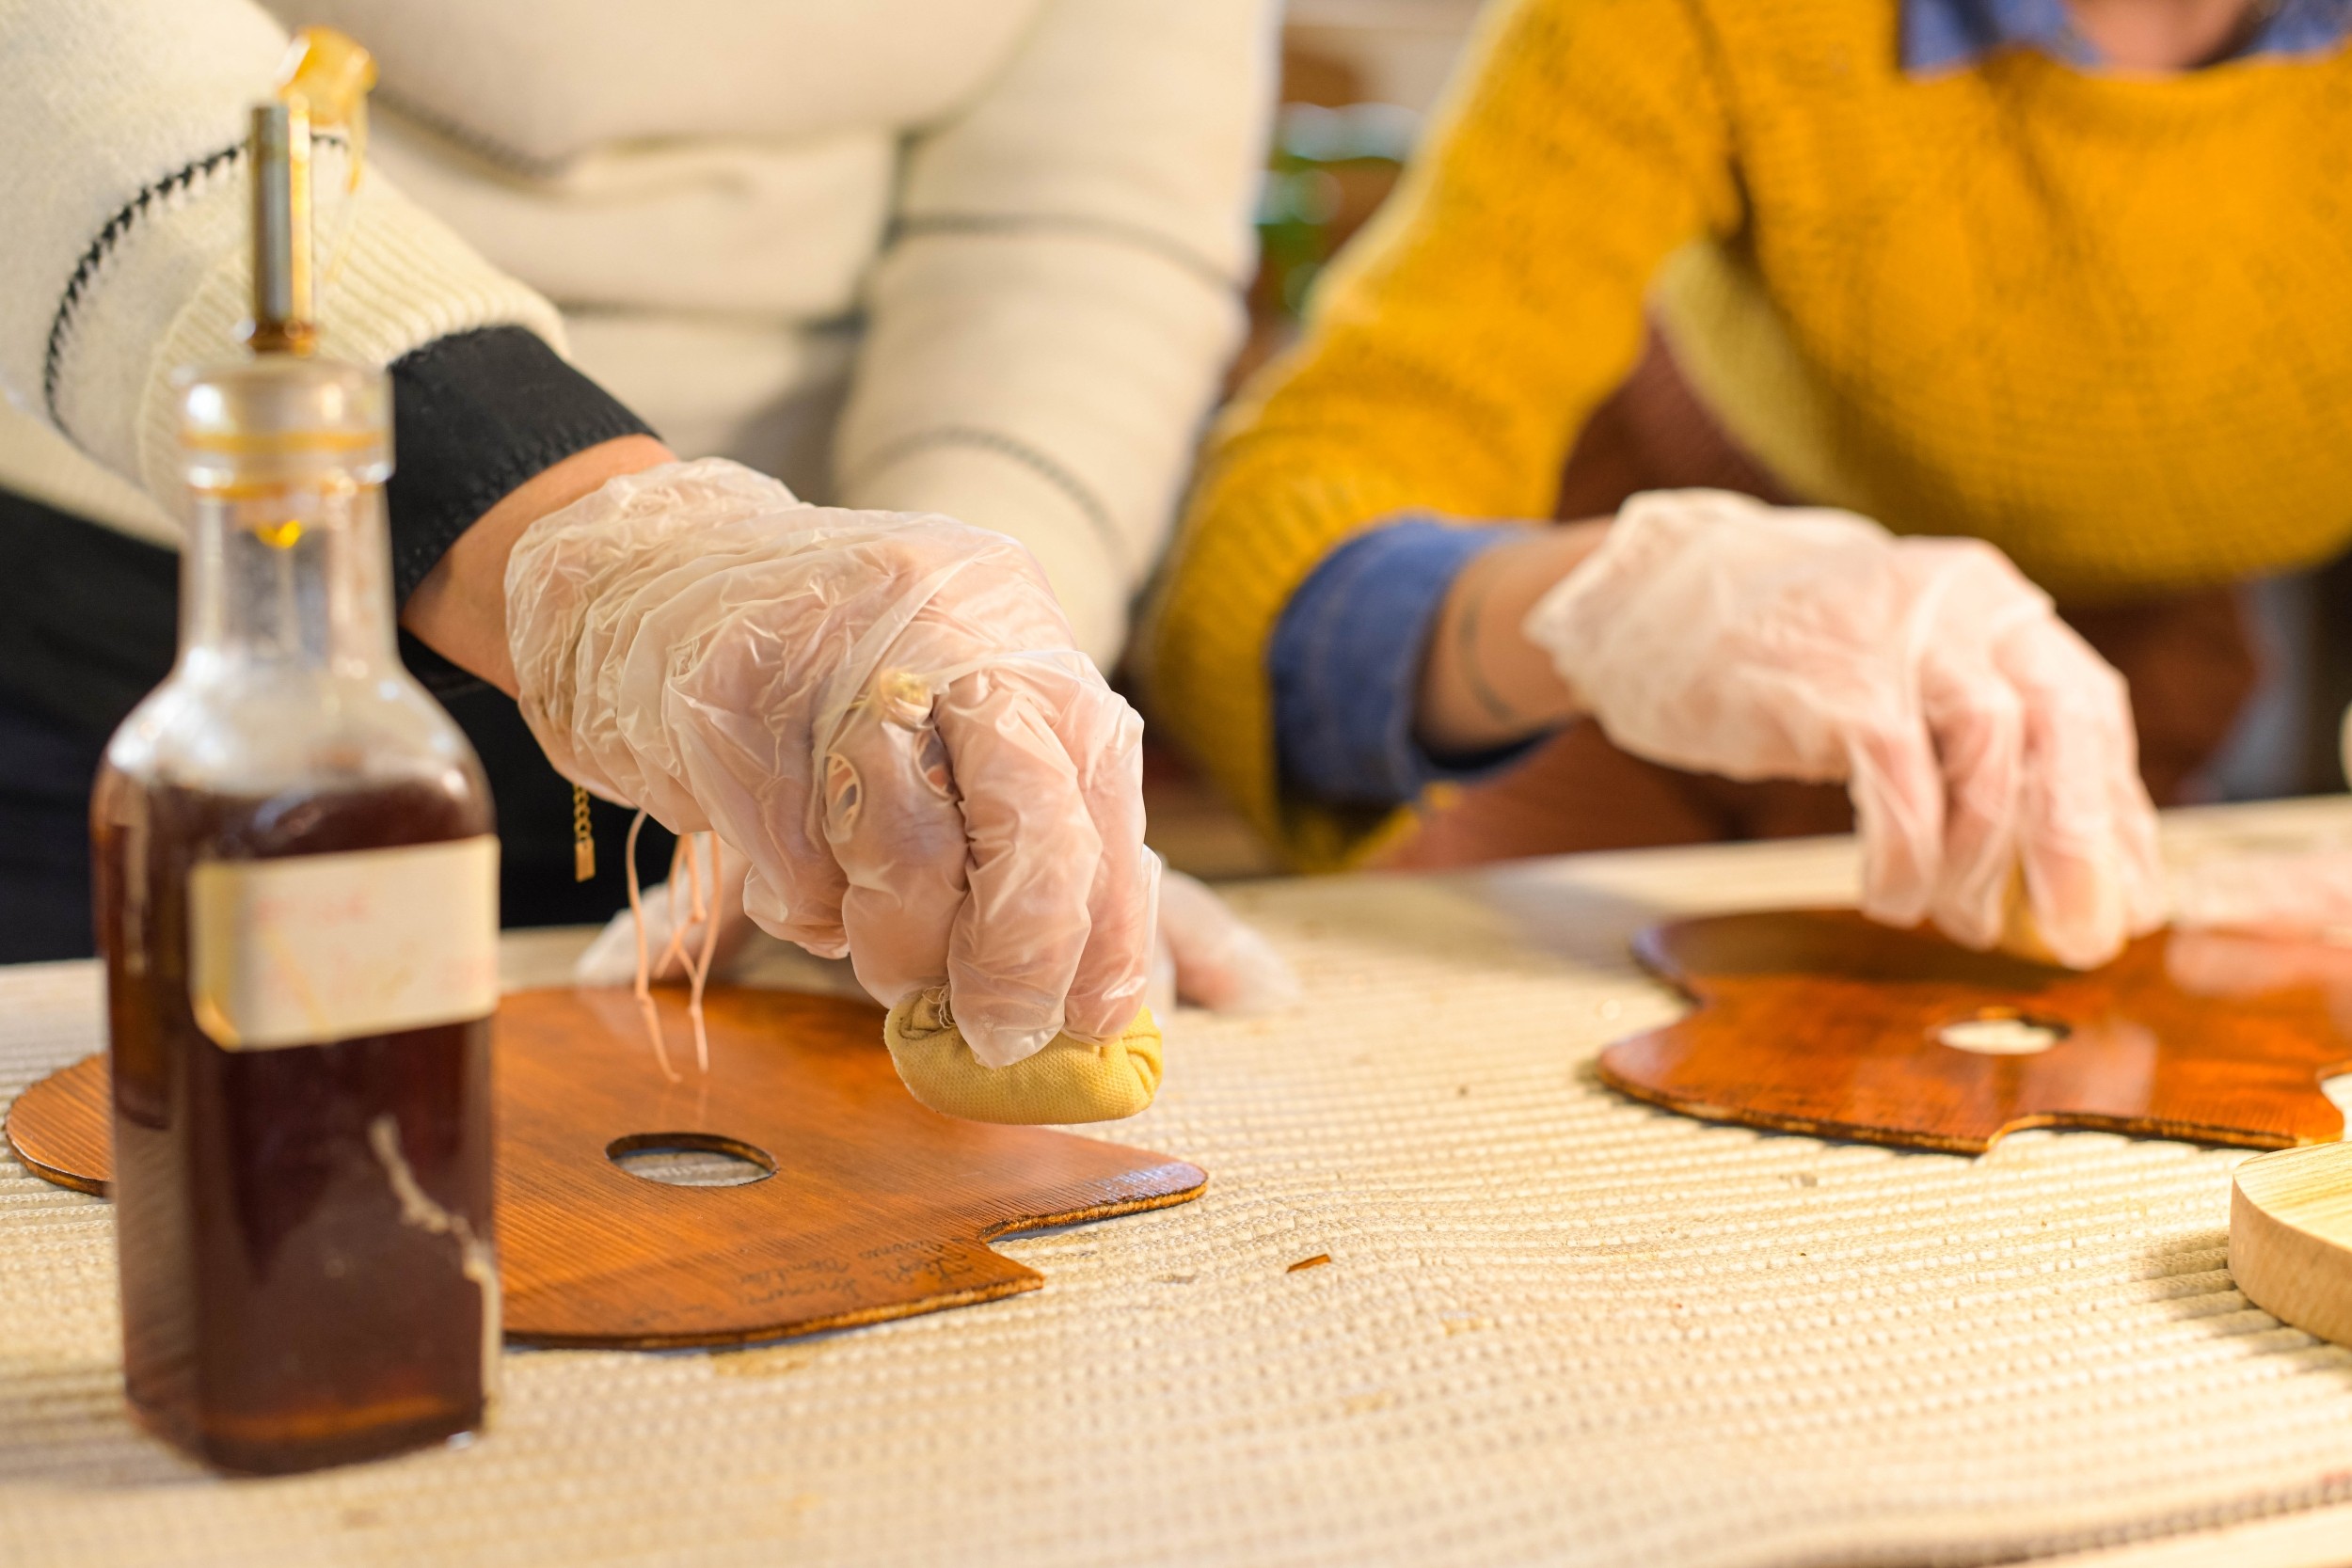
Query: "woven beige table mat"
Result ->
[[10, 802, 2352, 1568]]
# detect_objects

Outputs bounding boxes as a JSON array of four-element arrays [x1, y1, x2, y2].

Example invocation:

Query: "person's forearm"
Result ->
[[1415, 518, 1613, 754], [2060, 0, 2271, 71], [400, 435, 674, 694]]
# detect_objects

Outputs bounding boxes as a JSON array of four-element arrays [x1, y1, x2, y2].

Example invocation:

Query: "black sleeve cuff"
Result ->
[[387, 325, 657, 692]]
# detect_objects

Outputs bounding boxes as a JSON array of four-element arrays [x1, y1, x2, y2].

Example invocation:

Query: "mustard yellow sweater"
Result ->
[[1145, 0, 2352, 869]]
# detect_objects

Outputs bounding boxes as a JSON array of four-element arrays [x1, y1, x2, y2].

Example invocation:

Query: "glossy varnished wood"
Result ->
[[4, 1052, 106, 1196], [1601, 910, 2352, 1153], [5, 986, 1205, 1348]]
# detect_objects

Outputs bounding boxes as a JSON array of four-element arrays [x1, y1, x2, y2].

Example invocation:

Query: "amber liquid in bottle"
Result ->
[[98, 350, 499, 1474], [95, 773, 494, 1474]]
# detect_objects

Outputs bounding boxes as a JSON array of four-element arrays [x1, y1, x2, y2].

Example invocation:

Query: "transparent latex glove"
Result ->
[[1146, 868, 1301, 1018], [573, 848, 759, 988], [512, 457, 1152, 1067], [579, 862, 1300, 1017], [1522, 489, 2163, 968]]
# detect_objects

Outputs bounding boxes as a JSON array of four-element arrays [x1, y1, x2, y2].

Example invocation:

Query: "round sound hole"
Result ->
[[1936, 1009, 2069, 1056], [606, 1132, 777, 1187]]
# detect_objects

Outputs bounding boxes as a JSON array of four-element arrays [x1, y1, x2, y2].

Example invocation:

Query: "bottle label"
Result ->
[[188, 836, 500, 1051]]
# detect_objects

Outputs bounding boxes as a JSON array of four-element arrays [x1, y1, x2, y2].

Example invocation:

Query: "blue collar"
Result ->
[[1902, 0, 2352, 71]]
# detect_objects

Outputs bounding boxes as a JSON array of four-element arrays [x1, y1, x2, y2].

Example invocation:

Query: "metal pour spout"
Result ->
[[244, 28, 376, 356], [245, 100, 315, 356]]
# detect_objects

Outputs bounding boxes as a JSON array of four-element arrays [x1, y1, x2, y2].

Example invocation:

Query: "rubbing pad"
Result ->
[[883, 990, 1162, 1125]]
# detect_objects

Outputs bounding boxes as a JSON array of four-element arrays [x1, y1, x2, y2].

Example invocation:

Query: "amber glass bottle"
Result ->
[[91, 248, 501, 1467]]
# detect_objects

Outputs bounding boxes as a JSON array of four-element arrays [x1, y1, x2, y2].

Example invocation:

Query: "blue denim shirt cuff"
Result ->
[[1269, 518, 1544, 808], [1899, 0, 2349, 72]]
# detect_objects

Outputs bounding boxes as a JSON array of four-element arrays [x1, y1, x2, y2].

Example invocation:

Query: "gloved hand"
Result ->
[[509, 457, 1152, 1067], [1522, 489, 2164, 968], [1146, 867, 1301, 1016], [578, 861, 1301, 1017], [574, 848, 760, 990]]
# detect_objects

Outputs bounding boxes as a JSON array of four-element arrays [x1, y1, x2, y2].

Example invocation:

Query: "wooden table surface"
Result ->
[[9, 800, 2352, 1568]]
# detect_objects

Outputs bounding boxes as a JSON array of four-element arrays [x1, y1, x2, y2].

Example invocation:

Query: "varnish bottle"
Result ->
[[90, 80, 500, 1475]]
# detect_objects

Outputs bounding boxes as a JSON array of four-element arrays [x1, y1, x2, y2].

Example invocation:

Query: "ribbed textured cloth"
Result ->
[[11, 804, 2352, 1565], [1143, 0, 2352, 868]]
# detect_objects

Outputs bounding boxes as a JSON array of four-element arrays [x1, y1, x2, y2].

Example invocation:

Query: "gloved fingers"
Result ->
[[828, 654, 1151, 1045], [573, 855, 755, 988], [1158, 868, 1302, 1014], [1998, 622, 2153, 968], [2110, 765, 2168, 937], [823, 686, 969, 1012], [576, 900, 656, 988], [1067, 841, 1159, 1038], [1058, 690, 1156, 1040], [2078, 645, 2164, 943], [738, 860, 851, 960], [931, 665, 1112, 1068], [670, 638, 849, 959], [1147, 932, 1178, 1022], [1842, 713, 1947, 932], [1527, 493, 1911, 785], [506, 461, 803, 816], [501, 461, 1164, 1032], [1915, 644, 2025, 950], [697, 822, 847, 960], [2014, 785, 2129, 970]]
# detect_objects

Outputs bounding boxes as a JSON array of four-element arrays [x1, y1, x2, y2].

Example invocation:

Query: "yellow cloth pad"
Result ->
[[882, 990, 1162, 1124]]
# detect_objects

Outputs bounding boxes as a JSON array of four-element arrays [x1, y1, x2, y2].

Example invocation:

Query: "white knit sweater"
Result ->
[[0, 0, 1273, 666]]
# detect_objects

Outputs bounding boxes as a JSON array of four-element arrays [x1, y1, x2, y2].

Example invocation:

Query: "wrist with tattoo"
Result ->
[[1415, 518, 1612, 755]]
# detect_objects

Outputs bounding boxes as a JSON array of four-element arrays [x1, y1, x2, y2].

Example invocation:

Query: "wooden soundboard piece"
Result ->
[[2233, 1142, 2352, 1347], [1601, 910, 2352, 1154], [4, 985, 1205, 1348]]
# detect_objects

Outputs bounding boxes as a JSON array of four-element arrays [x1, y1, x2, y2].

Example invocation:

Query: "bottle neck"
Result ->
[[180, 481, 400, 679]]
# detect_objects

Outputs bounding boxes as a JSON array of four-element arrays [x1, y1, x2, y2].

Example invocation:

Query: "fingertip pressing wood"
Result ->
[[2232, 1143, 2352, 1348], [4, 986, 1206, 1348], [1994, 867, 2063, 966]]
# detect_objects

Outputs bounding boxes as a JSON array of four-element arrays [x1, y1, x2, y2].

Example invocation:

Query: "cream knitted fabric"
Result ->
[[0, 0, 564, 521], [830, 0, 1272, 666], [309, 0, 1271, 667], [0, 0, 1272, 671], [0, 404, 176, 547], [11, 802, 2352, 1565]]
